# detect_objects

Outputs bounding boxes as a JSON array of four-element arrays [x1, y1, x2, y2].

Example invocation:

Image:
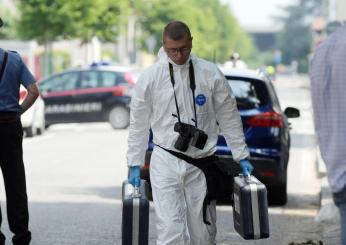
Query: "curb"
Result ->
[[315, 147, 341, 245]]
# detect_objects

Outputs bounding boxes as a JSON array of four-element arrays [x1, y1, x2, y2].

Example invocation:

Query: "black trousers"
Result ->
[[0, 119, 31, 245]]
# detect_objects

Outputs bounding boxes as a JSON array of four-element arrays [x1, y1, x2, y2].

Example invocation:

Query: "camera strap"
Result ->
[[169, 60, 198, 127]]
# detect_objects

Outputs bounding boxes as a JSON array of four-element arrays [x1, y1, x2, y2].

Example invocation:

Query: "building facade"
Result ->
[[329, 0, 346, 22]]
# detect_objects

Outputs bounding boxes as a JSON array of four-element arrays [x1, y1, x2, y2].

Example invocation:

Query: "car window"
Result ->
[[100, 71, 118, 87], [227, 77, 269, 109], [117, 73, 129, 85], [40, 72, 79, 92], [267, 81, 281, 108], [80, 71, 99, 89]]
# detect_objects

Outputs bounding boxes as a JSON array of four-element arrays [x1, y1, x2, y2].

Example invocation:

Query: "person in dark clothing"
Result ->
[[0, 17, 39, 245]]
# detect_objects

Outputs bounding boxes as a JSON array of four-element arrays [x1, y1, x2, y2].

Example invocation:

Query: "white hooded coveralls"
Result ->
[[127, 48, 249, 245]]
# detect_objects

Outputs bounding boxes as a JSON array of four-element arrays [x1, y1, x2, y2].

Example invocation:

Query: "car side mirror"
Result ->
[[284, 107, 300, 118]]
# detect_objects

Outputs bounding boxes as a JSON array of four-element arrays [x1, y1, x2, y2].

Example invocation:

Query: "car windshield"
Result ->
[[226, 77, 269, 110]]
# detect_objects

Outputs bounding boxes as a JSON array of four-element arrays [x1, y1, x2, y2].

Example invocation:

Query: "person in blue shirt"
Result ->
[[0, 17, 39, 245]]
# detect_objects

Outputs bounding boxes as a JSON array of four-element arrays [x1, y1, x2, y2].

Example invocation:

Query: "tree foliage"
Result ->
[[14, 0, 252, 63], [276, 0, 325, 71], [17, 0, 78, 43], [0, 7, 17, 40], [133, 0, 253, 62], [16, 0, 128, 44], [71, 0, 128, 44]]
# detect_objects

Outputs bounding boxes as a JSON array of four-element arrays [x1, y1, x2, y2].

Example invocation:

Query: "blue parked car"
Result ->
[[141, 69, 299, 205]]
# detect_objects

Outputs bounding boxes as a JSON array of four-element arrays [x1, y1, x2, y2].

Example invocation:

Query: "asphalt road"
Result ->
[[0, 75, 323, 245]]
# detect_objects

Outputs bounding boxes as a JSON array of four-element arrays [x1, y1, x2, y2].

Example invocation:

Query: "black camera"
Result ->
[[173, 122, 208, 152]]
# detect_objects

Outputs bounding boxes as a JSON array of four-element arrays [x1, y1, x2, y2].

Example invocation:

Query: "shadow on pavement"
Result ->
[[0, 187, 323, 244], [1, 194, 322, 245]]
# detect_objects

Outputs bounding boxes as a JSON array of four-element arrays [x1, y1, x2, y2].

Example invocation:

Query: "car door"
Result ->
[[40, 71, 80, 125], [70, 70, 104, 122]]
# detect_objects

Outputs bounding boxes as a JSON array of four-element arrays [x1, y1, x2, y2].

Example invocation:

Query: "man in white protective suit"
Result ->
[[126, 20, 253, 245]]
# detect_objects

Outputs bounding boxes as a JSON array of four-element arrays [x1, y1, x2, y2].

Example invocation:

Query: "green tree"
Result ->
[[133, 0, 253, 62], [0, 7, 18, 39], [276, 0, 326, 72], [72, 0, 128, 44], [190, 0, 253, 62], [16, 0, 128, 75], [133, 0, 188, 53], [17, 0, 128, 43], [17, 0, 78, 43], [17, 0, 82, 75]]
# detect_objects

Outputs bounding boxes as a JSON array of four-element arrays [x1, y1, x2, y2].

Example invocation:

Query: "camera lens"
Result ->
[[174, 122, 181, 132], [191, 130, 208, 150], [174, 135, 190, 152]]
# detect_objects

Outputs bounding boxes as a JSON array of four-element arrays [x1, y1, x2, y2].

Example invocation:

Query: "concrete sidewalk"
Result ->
[[315, 148, 342, 245]]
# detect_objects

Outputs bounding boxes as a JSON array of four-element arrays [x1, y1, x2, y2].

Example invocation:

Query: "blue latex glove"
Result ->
[[128, 166, 141, 187], [239, 159, 254, 177]]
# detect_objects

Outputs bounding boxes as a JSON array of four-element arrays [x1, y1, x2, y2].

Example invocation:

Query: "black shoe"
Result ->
[[12, 230, 31, 245]]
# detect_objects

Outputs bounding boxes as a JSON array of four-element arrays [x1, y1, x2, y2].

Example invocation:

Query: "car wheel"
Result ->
[[108, 106, 130, 129], [36, 118, 45, 135], [268, 184, 287, 206], [25, 127, 34, 137], [36, 126, 44, 135]]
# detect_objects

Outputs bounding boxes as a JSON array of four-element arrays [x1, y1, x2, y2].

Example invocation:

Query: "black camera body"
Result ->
[[173, 122, 208, 152]]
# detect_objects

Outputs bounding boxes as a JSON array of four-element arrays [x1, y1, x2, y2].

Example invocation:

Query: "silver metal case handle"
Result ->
[[132, 186, 142, 198]]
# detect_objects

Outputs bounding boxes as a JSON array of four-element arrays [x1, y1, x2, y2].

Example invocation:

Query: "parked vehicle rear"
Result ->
[[20, 86, 45, 137]]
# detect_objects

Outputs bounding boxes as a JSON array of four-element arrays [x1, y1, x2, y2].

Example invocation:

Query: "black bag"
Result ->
[[188, 156, 235, 225], [158, 146, 234, 224], [188, 156, 234, 202]]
